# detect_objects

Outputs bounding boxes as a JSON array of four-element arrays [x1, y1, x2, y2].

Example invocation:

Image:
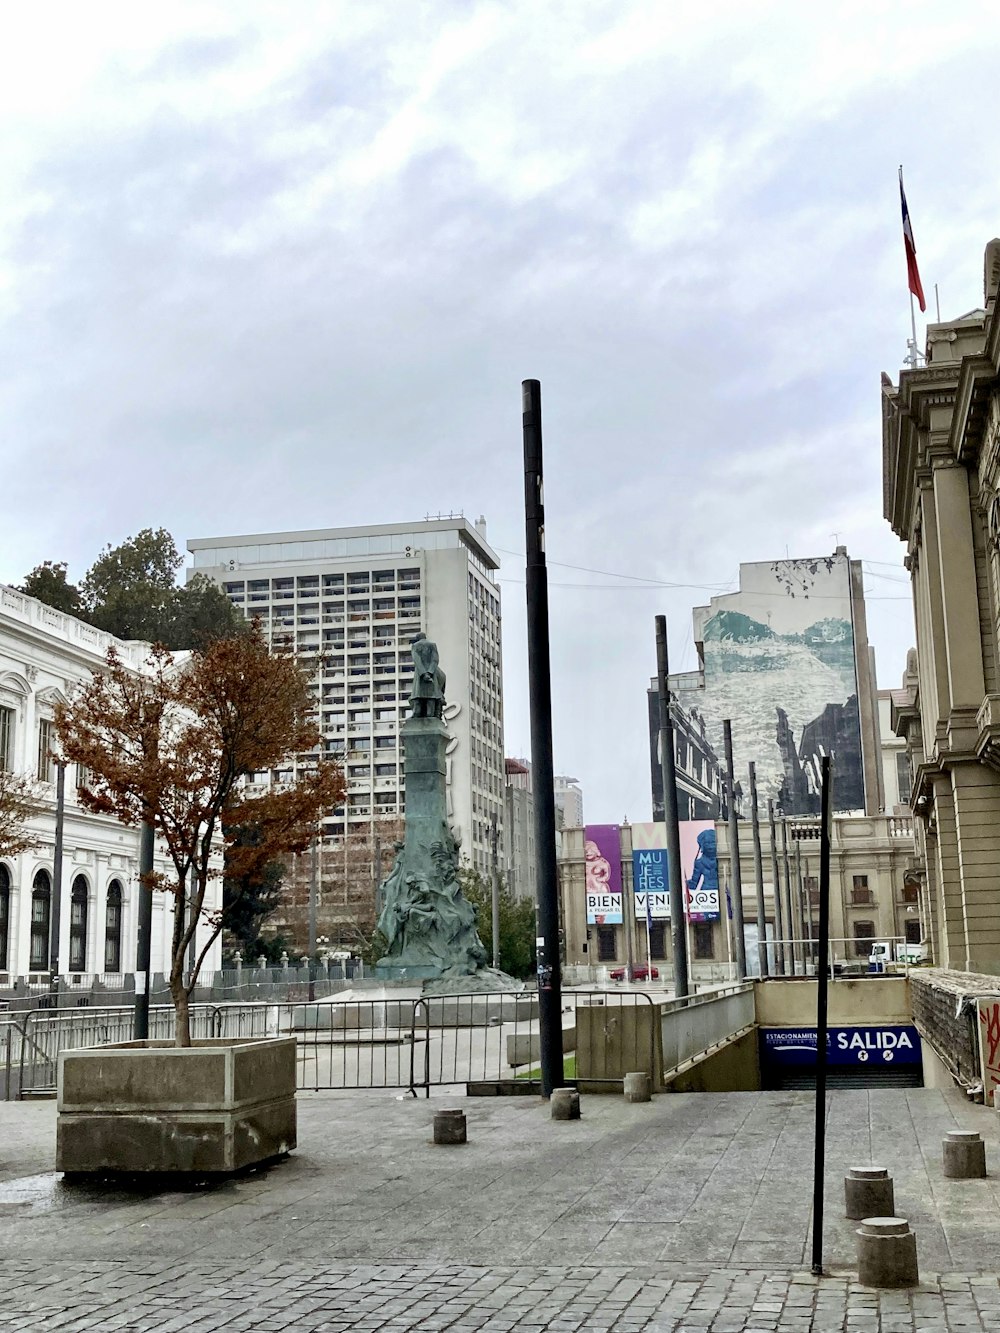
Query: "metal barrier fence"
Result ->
[[659, 984, 755, 1072], [2, 986, 754, 1100], [0, 1002, 277, 1100]]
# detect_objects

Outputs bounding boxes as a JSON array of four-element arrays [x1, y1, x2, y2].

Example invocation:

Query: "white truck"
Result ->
[[868, 940, 925, 970]]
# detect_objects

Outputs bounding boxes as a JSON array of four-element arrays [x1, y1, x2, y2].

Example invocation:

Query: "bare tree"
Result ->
[[54, 625, 344, 1043]]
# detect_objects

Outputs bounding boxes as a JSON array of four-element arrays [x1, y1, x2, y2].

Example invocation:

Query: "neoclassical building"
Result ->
[[883, 238, 1000, 974], [0, 585, 219, 986]]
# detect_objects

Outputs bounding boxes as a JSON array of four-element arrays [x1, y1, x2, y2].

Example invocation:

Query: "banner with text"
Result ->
[[585, 823, 623, 925], [630, 822, 670, 919], [681, 819, 720, 921]]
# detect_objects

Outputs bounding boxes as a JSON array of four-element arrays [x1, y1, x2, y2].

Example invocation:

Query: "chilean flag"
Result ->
[[899, 168, 925, 313]]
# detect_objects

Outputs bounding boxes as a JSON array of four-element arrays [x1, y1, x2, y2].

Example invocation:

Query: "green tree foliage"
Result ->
[[222, 830, 286, 961], [458, 864, 537, 979], [20, 529, 243, 648], [19, 561, 81, 615]]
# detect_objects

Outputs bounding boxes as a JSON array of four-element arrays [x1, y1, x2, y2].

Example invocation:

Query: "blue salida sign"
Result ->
[[762, 1026, 922, 1067]]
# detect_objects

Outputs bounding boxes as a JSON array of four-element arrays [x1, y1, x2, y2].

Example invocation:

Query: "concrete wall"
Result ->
[[663, 1028, 760, 1093], [753, 977, 912, 1027]]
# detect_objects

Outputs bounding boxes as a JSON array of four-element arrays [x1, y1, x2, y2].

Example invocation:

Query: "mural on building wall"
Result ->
[[671, 555, 866, 815], [584, 823, 622, 925], [631, 822, 669, 919], [682, 820, 720, 921]]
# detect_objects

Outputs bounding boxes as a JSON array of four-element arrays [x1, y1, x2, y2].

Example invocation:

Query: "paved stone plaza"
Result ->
[[2, 1088, 1000, 1330]]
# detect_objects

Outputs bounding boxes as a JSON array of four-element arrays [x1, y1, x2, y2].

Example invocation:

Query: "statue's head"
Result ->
[[412, 632, 426, 644], [697, 828, 717, 857]]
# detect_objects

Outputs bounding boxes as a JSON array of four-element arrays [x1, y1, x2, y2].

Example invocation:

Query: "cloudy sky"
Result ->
[[2, 2, 998, 820]]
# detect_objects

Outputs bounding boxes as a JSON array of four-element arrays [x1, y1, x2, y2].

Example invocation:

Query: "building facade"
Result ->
[[883, 240, 1000, 974], [664, 549, 882, 819], [504, 758, 536, 902], [553, 775, 583, 830], [558, 813, 919, 983], [0, 586, 217, 985], [647, 691, 724, 821], [188, 517, 505, 874]]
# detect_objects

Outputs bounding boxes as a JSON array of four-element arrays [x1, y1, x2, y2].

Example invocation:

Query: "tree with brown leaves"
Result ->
[[54, 624, 344, 1044], [0, 767, 42, 860]]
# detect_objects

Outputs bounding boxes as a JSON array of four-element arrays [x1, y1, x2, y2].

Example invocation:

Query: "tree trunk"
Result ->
[[171, 972, 192, 1047]]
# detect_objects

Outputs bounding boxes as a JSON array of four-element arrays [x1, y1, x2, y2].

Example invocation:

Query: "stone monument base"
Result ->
[[423, 969, 525, 995], [374, 962, 445, 982]]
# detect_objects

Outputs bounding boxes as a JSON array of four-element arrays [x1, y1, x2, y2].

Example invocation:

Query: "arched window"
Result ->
[[69, 875, 89, 972], [0, 864, 10, 971], [30, 870, 51, 971], [105, 880, 123, 973]]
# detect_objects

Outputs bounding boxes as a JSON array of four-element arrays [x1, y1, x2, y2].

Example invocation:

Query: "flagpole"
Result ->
[[909, 290, 919, 366]]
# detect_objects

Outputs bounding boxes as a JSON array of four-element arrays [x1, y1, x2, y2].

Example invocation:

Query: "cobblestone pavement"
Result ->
[[2, 1088, 1000, 1330], [3, 1260, 1000, 1331]]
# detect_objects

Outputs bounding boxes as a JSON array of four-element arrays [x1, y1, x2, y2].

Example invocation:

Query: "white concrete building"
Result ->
[[0, 586, 218, 984], [553, 775, 584, 830], [187, 517, 505, 872], [504, 757, 536, 901]]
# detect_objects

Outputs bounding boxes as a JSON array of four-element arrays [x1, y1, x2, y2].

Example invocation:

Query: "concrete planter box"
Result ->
[[56, 1037, 297, 1175]]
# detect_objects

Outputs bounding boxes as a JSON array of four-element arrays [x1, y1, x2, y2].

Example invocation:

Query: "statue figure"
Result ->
[[409, 632, 446, 719], [376, 635, 491, 981]]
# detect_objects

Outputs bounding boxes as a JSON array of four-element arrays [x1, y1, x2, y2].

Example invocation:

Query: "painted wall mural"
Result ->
[[670, 554, 866, 816]]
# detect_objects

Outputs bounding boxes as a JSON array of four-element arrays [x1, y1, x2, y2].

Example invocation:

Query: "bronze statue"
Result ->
[[409, 632, 446, 718]]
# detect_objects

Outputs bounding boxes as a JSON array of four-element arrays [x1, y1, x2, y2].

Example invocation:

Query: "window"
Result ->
[[805, 875, 819, 906], [851, 874, 873, 906], [905, 919, 921, 945], [30, 871, 51, 970], [0, 704, 13, 770], [69, 876, 88, 972], [37, 718, 54, 782], [902, 879, 919, 905], [896, 751, 912, 805], [105, 881, 123, 972], [648, 922, 667, 960], [852, 920, 876, 957], [690, 922, 714, 960], [0, 864, 9, 969], [597, 926, 616, 962]]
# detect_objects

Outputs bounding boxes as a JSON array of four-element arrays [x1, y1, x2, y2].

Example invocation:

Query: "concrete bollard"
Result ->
[[432, 1108, 467, 1145], [551, 1087, 581, 1120], [856, 1217, 919, 1288], [845, 1166, 894, 1221], [943, 1129, 987, 1178], [623, 1072, 652, 1103]]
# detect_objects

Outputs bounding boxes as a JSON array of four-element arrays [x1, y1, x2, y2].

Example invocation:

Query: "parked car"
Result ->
[[609, 964, 659, 981]]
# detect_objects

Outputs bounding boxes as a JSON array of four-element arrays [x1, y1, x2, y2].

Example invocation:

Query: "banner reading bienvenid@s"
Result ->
[[680, 819, 720, 921], [584, 823, 622, 924]]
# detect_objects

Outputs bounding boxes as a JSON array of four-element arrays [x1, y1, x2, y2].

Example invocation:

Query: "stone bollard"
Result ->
[[856, 1217, 919, 1288], [623, 1072, 652, 1103], [845, 1166, 895, 1221], [432, 1109, 467, 1145], [943, 1129, 987, 1178], [551, 1088, 581, 1120]]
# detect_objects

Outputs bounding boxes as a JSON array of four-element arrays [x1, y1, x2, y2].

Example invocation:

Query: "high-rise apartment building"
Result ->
[[553, 775, 584, 829], [187, 517, 504, 872]]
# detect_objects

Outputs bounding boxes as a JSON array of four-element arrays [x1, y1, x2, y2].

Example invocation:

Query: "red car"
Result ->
[[609, 964, 659, 981]]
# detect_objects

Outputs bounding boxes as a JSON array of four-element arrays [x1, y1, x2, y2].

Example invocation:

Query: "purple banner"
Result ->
[[585, 823, 623, 925]]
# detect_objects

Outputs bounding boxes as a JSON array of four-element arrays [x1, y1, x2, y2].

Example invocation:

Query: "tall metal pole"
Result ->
[[655, 616, 688, 1000], [811, 754, 833, 1276], [781, 818, 795, 974], [723, 721, 747, 981], [748, 763, 768, 979], [48, 762, 66, 1006], [133, 820, 154, 1040], [308, 836, 318, 958], [768, 800, 786, 976], [522, 378, 564, 1096], [490, 811, 501, 970]]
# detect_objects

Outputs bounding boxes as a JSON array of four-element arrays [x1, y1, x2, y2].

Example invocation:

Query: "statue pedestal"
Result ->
[[374, 962, 444, 982]]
